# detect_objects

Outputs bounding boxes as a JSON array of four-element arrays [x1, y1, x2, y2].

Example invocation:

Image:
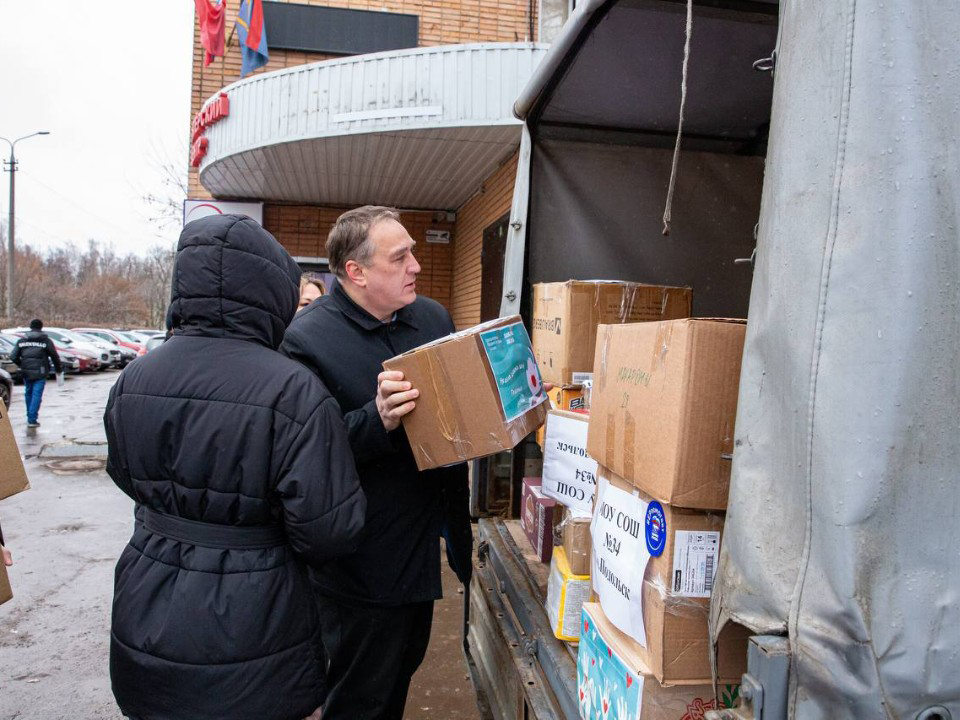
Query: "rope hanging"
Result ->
[[661, 0, 694, 237]]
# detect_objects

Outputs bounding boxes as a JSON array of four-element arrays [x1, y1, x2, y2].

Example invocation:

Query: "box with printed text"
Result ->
[[532, 281, 691, 386], [587, 318, 746, 510], [383, 316, 548, 470]]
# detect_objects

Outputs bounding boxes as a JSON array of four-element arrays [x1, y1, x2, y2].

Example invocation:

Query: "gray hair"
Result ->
[[326, 206, 400, 278]]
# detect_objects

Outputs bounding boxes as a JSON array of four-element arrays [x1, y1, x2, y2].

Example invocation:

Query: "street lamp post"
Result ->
[[2, 131, 50, 320]]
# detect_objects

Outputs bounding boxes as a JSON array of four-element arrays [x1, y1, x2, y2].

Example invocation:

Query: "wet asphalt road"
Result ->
[[0, 370, 480, 720]]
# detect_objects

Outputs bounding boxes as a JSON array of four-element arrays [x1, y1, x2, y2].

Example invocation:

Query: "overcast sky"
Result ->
[[0, 2, 195, 257]]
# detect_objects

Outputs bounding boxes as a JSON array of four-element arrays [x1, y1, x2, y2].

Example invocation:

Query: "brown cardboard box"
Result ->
[[0, 561, 11, 605], [531, 281, 691, 386], [520, 477, 557, 563], [562, 515, 592, 576], [0, 403, 29, 500], [593, 467, 748, 683], [536, 384, 585, 448], [579, 602, 742, 718], [383, 315, 548, 470], [587, 318, 746, 510]]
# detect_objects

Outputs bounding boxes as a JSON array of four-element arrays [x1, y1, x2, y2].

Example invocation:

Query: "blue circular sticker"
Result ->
[[645, 502, 667, 557]]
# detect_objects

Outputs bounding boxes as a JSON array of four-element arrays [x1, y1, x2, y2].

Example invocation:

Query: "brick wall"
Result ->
[[450, 152, 518, 329], [262, 204, 456, 310], [190, 0, 537, 198]]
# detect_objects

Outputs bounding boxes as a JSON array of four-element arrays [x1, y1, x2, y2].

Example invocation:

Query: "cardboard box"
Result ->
[[541, 409, 597, 516], [0, 561, 11, 605], [562, 515, 592, 576], [591, 467, 747, 683], [383, 316, 548, 470], [0, 403, 29, 501], [587, 318, 746, 510], [536, 384, 586, 447], [546, 546, 591, 642], [578, 603, 741, 719], [520, 477, 557, 563], [532, 281, 691, 386]]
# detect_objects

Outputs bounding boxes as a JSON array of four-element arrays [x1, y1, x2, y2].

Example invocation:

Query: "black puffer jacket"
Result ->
[[10, 330, 60, 380], [105, 215, 365, 720]]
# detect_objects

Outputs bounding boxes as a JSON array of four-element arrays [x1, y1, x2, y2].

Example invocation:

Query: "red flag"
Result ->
[[195, 0, 226, 67]]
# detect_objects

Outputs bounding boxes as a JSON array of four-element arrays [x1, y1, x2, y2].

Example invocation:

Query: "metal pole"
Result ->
[[6, 144, 15, 320], [1, 131, 50, 321]]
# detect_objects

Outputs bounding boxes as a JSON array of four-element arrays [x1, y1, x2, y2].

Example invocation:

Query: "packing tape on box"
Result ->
[[424, 351, 474, 461]]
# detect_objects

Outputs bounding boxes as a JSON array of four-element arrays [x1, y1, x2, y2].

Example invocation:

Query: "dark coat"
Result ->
[[105, 215, 365, 720], [281, 283, 473, 606], [10, 330, 61, 380]]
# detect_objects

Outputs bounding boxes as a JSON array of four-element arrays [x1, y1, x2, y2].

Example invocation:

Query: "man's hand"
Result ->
[[1, 545, 11, 567], [376, 371, 420, 432]]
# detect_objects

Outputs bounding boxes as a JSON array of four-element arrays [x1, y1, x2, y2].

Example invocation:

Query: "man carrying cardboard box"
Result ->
[[282, 206, 472, 720]]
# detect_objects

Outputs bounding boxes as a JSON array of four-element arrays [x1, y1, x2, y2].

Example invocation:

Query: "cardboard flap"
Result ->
[[0, 404, 29, 501]]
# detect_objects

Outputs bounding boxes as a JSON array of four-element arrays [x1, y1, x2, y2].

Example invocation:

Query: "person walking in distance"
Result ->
[[10, 319, 62, 428], [281, 206, 473, 720], [105, 215, 366, 720]]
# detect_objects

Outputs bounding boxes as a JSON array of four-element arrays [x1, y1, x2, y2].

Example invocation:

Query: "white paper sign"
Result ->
[[672, 530, 720, 598], [590, 475, 651, 647], [542, 412, 597, 516]]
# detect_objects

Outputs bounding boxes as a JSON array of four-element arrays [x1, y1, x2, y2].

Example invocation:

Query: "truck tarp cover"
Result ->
[[712, 1, 960, 717]]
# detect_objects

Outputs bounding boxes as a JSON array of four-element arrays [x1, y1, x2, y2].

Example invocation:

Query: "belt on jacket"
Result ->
[[140, 507, 287, 550]]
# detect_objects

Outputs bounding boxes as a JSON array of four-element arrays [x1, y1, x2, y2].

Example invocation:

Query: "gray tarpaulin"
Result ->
[[711, 1, 960, 717]]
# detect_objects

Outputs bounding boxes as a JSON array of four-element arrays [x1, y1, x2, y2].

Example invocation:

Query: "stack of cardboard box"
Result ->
[[579, 317, 749, 717], [532, 281, 691, 646]]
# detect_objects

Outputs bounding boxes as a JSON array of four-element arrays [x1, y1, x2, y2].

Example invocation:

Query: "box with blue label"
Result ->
[[578, 602, 740, 720], [591, 466, 748, 683], [383, 315, 549, 470]]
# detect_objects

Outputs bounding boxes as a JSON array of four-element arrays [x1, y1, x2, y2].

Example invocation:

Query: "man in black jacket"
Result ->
[[105, 215, 366, 720], [11, 319, 61, 427], [281, 206, 473, 720]]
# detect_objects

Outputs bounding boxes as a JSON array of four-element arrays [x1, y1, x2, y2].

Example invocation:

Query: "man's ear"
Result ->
[[344, 259, 367, 288]]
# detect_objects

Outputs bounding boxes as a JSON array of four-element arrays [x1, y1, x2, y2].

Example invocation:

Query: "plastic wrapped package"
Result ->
[[546, 546, 591, 642]]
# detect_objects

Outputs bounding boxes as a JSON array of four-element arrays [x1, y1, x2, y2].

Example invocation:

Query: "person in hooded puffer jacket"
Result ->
[[104, 215, 366, 720]]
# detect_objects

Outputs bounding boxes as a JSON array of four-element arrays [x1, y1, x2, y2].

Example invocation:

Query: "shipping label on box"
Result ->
[[520, 477, 556, 563], [383, 315, 548, 470], [590, 466, 742, 683], [542, 409, 597, 516], [587, 318, 746, 510], [591, 472, 651, 646], [0, 403, 29, 501], [546, 546, 591, 642], [578, 603, 740, 720], [532, 281, 692, 386]]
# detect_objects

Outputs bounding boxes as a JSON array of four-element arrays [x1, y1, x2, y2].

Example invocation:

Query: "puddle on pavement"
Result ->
[[42, 458, 107, 474]]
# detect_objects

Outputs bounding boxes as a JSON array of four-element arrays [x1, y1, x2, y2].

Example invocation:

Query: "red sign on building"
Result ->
[[190, 92, 230, 167]]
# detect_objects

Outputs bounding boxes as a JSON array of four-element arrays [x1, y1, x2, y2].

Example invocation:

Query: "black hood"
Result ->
[[171, 214, 300, 348]]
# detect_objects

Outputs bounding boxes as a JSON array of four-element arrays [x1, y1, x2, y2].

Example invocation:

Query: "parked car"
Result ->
[[144, 335, 167, 353], [0, 333, 22, 383], [2, 330, 90, 374], [74, 330, 136, 367], [5, 327, 117, 370], [0, 367, 12, 408], [74, 327, 147, 359]]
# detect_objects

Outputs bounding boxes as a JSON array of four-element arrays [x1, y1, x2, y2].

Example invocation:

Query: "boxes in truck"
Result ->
[[531, 281, 691, 386], [590, 466, 747, 683], [578, 602, 740, 720], [536, 384, 585, 448], [541, 409, 597, 517], [587, 318, 746, 510], [383, 315, 548, 470]]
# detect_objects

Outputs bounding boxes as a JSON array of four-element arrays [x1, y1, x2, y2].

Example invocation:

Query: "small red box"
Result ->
[[520, 477, 557, 563]]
